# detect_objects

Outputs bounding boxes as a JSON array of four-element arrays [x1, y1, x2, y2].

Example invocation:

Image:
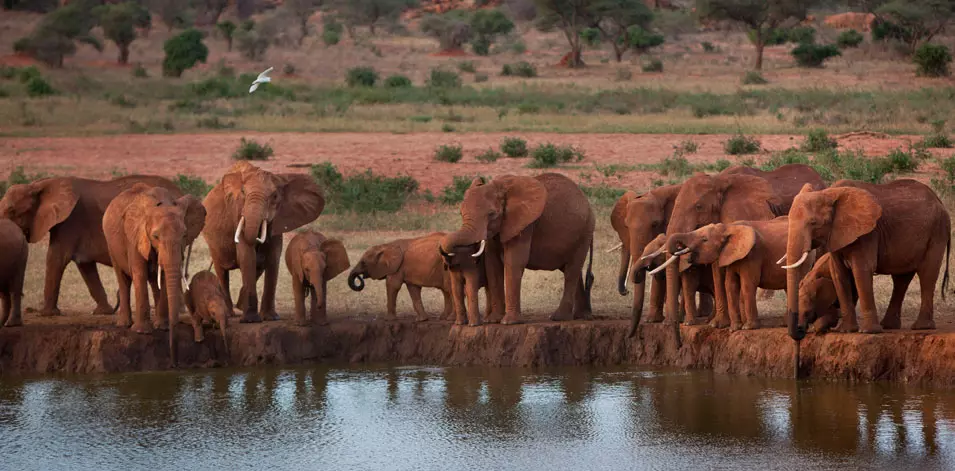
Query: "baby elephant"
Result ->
[[348, 232, 452, 322], [184, 271, 230, 352], [0, 219, 28, 327], [441, 244, 494, 326], [798, 253, 854, 334], [285, 231, 351, 326]]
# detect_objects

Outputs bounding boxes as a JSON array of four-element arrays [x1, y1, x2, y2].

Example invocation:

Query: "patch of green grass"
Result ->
[[232, 137, 273, 160], [741, 71, 768, 85], [885, 148, 919, 173], [434, 143, 463, 162], [408, 115, 433, 123], [0, 166, 47, 198], [310, 162, 419, 214], [580, 184, 627, 207], [384, 74, 413, 88], [724, 132, 761, 155], [594, 163, 635, 178], [174, 174, 213, 198], [500, 136, 528, 157], [457, 61, 476, 73], [501, 61, 537, 77], [427, 68, 462, 88], [475, 148, 501, 163], [25, 76, 55, 97], [439, 175, 483, 205], [346, 66, 379, 87], [760, 148, 811, 171], [919, 133, 953, 148], [801, 128, 838, 152], [528, 143, 585, 168]]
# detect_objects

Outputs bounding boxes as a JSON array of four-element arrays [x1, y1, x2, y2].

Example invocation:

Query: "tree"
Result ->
[[469, 9, 515, 55], [216, 20, 236, 51], [193, 0, 229, 26], [150, 0, 193, 31], [535, 0, 602, 68], [420, 11, 472, 52], [15, 2, 102, 67], [875, 0, 955, 54], [162, 28, 208, 77], [696, 0, 816, 70], [285, 0, 323, 46], [94, 2, 151, 64], [594, 0, 654, 62], [330, 0, 417, 35]]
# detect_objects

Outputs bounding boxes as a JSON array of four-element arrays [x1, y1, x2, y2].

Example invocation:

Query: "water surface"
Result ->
[[0, 365, 953, 470]]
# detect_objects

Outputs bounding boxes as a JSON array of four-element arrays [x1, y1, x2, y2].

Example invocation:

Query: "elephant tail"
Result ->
[[112, 289, 120, 314], [944, 234, 951, 301], [584, 241, 595, 299]]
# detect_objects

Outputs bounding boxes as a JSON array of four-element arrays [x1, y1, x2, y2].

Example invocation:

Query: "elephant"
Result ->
[[0, 175, 180, 316], [660, 164, 826, 337], [284, 230, 350, 326], [783, 179, 951, 339], [440, 242, 496, 326], [348, 232, 454, 321], [439, 173, 595, 324], [664, 217, 802, 330], [103, 183, 206, 365], [0, 219, 28, 328], [202, 161, 325, 324], [797, 252, 859, 334], [184, 270, 230, 353]]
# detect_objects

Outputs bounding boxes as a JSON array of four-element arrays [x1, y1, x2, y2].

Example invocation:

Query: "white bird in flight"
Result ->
[[249, 67, 273, 93]]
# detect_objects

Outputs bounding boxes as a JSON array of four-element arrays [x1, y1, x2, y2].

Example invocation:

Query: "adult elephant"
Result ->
[[203, 162, 324, 323], [0, 175, 180, 316], [659, 164, 825, 338], [103, 184, 206, 365], [439, 173, 595, 324], [783, 180, 951, 339]]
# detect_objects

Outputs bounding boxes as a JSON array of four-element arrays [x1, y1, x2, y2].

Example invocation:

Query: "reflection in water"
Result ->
[[0, 366, 953, 470]]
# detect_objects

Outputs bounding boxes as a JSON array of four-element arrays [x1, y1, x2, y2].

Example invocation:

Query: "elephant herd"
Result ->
[[0, 159, 948, 364]]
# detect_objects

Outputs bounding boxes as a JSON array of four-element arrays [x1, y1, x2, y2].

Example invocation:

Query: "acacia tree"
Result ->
[[594, 0, 654, 62], [535, 0, 601, 68], [330, 0, 417, 35], [696, 0, 816, 70], [875, 0, 955, 53], [285, 0, 323, 45], [14, 2, 102, 67], [94, 2, 151, 64]]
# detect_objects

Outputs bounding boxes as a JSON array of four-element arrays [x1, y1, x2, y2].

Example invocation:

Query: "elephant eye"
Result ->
[[695, 203, 704, 211], [152, 232, 160, 240], [701, 237, 707, 242]]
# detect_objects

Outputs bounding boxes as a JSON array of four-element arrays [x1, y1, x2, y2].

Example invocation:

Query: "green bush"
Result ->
[[872, 20, 912, 44], [500, 136, 528, 157], [323, 20, 343, 46], [760, 149, 810, 171], [457, 61, 476, 73], [232, 137, 273, 161], [476, 148, 502, 163], [434, 144, 463, 162], [701, 41, 717, 52], [310, 162, 419, 214], [749, 28, 790, 46], [174, 174, 213, 198], [216, 21, 237, 51], [384, 74, 413, 88], [741, 70, 767, 85], [440, 175, 482, 205], [346, 66, 379, 87], [501, 61, 536, 77], [940, 156, 955, 183], [914, 43, 952, 77], [814, 150, 893, 184], [724, 133, 760, 155], [529, 143, 585, 168], [837, 29, 864, 48], [791, 43, 841, 68], [25, 76, 56, 97], [801, 129, 837, 152], [628, 26, 664, 54], [580, 27, 601, 47], [920, 133, 953, 148], [580, 184, 627, 207], [469, 8, 514, 56], [474, 72, 489, 83], [162, 29, 208, 78], [17, 66, 41, 83], [787, 26, 816, 45], [234, 28, 268, 61], [886, 148, 919, 173], [427, 68, 461, 88], [653, 155, 694, 177], [132, 63, 148, 78], [641, 57, 663, 72]]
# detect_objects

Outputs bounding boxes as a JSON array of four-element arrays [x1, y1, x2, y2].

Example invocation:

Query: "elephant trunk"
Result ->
[[628, 278, 646, 338], [348, 265, 366, 291], [785, 227, 812, 341], [616, 238, 631, 296], [160, 243, 184, 366], [214, 299, 230, 357], [241, 196, 269, 245], [442, 218, 487, 253], [464, 271, 482, 326]]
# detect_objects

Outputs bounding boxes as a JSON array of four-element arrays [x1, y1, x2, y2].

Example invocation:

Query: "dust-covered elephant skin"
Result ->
[[0, 175, 179, 317], [440, 173, 596, 325], [285, 230, 350, 326], [440, 243, 495, 326], [103, 183, 206, 366], [0, 219, 28, 328], [348, 232, 453, 322], [202, 162, 325, 324], [784, 179, 951, 340], [184, 270, 230, 353], [797, 252, 860, 335]]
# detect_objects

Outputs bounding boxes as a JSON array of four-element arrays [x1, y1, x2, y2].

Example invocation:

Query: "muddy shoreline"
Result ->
[[1, 318, 954, 384]]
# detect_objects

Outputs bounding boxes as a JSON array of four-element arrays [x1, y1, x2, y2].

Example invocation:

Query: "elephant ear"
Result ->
[[176, 195, 207, 243], [498, 176, 547, 242], [218, 166, 247, 203], [274, 174, 326, 233], [720, 174, 779, 222], [321, 239, 351, 280], [827, 187, 882, 252], [376, 244, 403, 275], [719, 224, 757, 267], [31, 179, 79, 243]]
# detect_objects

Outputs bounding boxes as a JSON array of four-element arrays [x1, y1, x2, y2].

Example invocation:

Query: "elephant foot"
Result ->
[[261, 311, 279, 321], [4, 317, 22, 327], [130, 322, 153, 334], [549, 310, 573, 322], [293, 318, 309, 327], [834, 319, 859, 333], [683, 316, 705, 326], [468, 321, 483, 327], [240, 312, 263, 324], [501, 315, 523, 325], [573, 310, 593, 321], [709, 317, 729, 329], [911, 318, 936, 330], [812, 317, 834, 334], [741, 320, 761, 330], [880, 316, 902, 330], [859, 323, 883, 334], [153, 321, 169, 331], [644, 314, 664, 323], [454, 318, 466, 326], [415, 315, 430, 323], [35, 307, 62, 317], [92, 305, 115, 315]]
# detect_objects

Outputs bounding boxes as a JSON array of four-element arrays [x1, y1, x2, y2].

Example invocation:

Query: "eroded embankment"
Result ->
[[1, 319, 954, 384]]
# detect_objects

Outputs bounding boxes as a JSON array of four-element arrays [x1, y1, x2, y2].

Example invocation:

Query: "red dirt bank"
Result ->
[[2, 319, 954, 385]]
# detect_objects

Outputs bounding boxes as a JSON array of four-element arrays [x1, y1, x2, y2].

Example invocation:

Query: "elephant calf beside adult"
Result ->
[[439, 173, 595, 324]]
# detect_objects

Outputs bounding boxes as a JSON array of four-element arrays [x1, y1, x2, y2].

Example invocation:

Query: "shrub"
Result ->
[[476, 148, 502, 163], [427, 68, 461, 88], [474, 72, 489, 82], [920, 133, 953, 148], [457, 61, 476, 73], [761, 149, 810, 171], [872, 20, 912, 44], [501, 61, 536, 77], [420, 11, 472, 52], [627, 26, 664, 54], [724, 133, 760, 155], [440, 175, 481, 205], [500, 137, 528, 157], [741, 70, 767, 85], [0, 167, 47, 199], [653, 155, 693, 177], [469, 8, 514, 56], [701, 41, 717, 52], [615, 67, 632, 81], [174, 174, 213, 198], [914, 43, 952, 78], [791, 43, 841, 68], [580, 185, 627, 207], [787, 26, 816, 45], [442, 123, 456, 132], [941, 156, 955, 183], [322, 20, 343, 46], [17, 66, 41, 84], [216, 21, 237, 51], [232, 137, 273, 161], [25, 76, 55, 97], [235, 28, 268, 61], [678, 140, 698, 154], [310, 163, 418, 214], [529, 143, 584, 168], [434, 144, 463, 163], [132, 63, 148, 78], [196, 116, 235, 129], [641, 57, 663, 72], [384, 74, 412, 88], [162, 29, 208, 78], [814, 150, 892, 184], [346, 66, 379, 87], [837, 29, 864, 48], [886, 148, 919, 173], [801, 129, 837, 152]]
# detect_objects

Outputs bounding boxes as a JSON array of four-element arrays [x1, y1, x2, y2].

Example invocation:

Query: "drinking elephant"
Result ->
[[0, 175, 180, 316], [0, 219, 28, 327], [439, 173, 596, 324], [285, 230, 350, 326], [797, 252, 858, 334], [348, 232, 454, 321], [184, 270, 230, 353], [103, 184, 206, 365], [783, 179, 951, 339], [202, 162, 325, 324], [661, 164, 826, 339], [440, 241, 497, 326]]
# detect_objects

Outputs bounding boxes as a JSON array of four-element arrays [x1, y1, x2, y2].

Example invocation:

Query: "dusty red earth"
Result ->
[[1, 132, 947, 194]]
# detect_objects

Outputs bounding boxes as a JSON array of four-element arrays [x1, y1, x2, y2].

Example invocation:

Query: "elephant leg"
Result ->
[[214, 264, 236, 316], [312, 280, 328, 326], [573, 279, 592, 320], [501, 235, 532, 325], [850, 261, 881, 334], [440, 288, 453, 321], [708, 265, 728, 327], [646, 275, 665, 323], [237, 241, 261, 323], [407, 284, 429, 322], [130, 259, 152, 334], [76, 262, 114, 315], [830, 253, 861, 333], [113, 267, 133, 328], [292, 280, 308, 326], [725, 271, 742, 331], [912, 238, 946, 330], [681, 272, 704, 326], [740, 271, 761, 330], [5, 290, 18, 328], [0, 293, 10, 326], [698, 293, 714, 320], [39, 246, 71, 316], [450, 275, 466, 326], [383, 276, 401, 321], [259, 238, 282, 321], [881, 273, 914, 330], [484, 241, 506, 324], [149, 271, 169, 331]]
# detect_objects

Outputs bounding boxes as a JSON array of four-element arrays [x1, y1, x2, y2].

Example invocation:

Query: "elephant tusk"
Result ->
[[625, 259, 634, 286], [776, 255, 787, 265], [606, 242, 623, 253], [648, 254, 678, 276], [183, 243, 193, 286], [157, 266, 162, 288], [234, 216, 245, 244], [782, 251, 810, 270], [471, 239, 486, 258], [640, 248, 664, 261], [672, 247, 691, 256], [256, 220, 268, 244]]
